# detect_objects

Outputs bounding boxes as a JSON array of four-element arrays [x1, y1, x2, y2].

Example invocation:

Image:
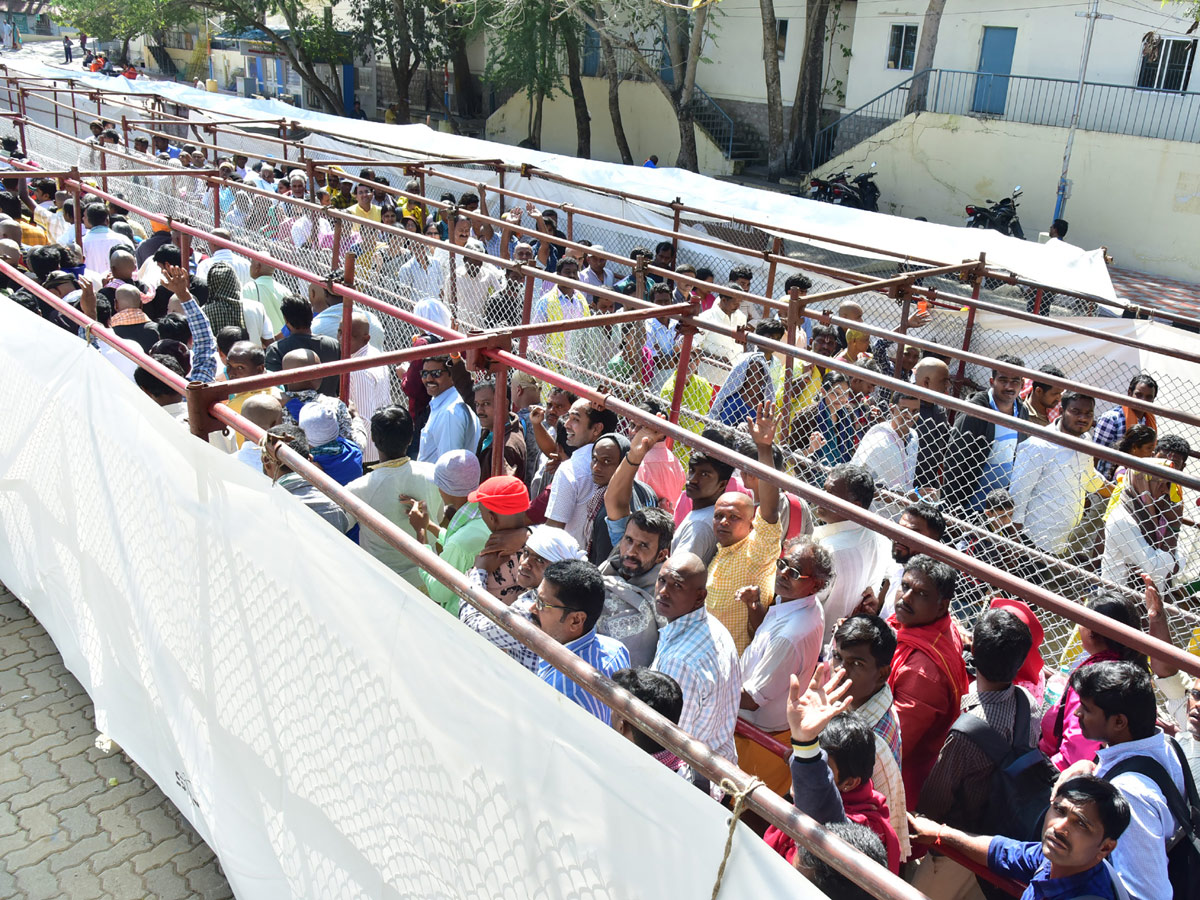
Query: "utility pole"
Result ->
[[1054, 0, 1112, 221]]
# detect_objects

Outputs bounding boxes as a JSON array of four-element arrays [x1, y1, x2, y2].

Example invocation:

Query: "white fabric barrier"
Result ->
[[3, 54, 1117, 302], [0, 301, 820, 899]]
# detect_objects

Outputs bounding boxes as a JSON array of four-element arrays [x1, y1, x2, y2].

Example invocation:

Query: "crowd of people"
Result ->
[[4, 132, 1200, 900]]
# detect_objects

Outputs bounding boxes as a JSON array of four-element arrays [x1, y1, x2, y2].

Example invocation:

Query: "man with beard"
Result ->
[[595, 506, 674, 668], [858, 501, 946, 621]]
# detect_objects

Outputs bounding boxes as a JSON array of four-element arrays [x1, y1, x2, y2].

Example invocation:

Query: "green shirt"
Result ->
[[421, 502, 491, 615]]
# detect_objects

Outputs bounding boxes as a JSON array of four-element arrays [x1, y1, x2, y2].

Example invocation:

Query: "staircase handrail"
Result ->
[[692, 84, 734, 157], [811, 68, 930, 167]]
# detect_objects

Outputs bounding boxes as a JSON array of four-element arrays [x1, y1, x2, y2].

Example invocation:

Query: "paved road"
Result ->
[[0, 586, 234, 899]]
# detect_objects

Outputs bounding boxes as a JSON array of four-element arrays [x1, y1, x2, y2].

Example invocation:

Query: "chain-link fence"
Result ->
[[9, 95, 1200, 713]]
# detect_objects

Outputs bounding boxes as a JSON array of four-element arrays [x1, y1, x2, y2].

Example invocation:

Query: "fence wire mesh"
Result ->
[[7, 99, 1200, 715]]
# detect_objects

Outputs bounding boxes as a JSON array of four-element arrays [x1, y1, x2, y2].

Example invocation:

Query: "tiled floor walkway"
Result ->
[[0, 587, 234, 899]]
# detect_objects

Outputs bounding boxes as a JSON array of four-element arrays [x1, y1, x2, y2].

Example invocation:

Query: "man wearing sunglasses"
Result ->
[[417, 355, 480, 466], [533, 559, 629, 725], [734, 537, 834, 796]]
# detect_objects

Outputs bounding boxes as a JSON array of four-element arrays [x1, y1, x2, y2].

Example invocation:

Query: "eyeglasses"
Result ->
[[534, 594, 579, 613], [420, 367, 448, 379], [776, 557, 811, 580]]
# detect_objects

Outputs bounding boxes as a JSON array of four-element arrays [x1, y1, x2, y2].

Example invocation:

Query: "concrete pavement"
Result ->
[[0, 586, 234, 899]]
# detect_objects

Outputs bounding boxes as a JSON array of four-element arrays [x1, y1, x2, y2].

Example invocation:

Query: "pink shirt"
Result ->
[[638, 443, 686, 515]]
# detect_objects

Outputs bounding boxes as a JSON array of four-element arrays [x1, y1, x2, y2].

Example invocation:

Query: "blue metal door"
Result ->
[[973, 27, 1017, 115]]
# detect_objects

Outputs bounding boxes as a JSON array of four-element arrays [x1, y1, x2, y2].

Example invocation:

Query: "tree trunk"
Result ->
[[758, 0, 785, 180], [562, 25, 591, 159], [906, 0, 947, 113], [531, 87, 544, 148], [601, 36, 633, 164], [386, 0, 415, 120], [786, 0, 830, 173]]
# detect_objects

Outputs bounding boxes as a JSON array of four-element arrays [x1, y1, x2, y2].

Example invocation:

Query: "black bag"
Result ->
[[950, 689, 1058, 842], [1106, 738, 1200, 896]]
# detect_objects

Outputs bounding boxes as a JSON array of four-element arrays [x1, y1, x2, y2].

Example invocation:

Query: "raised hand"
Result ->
[[785, 662, 853, 745], [403, 497, 429, 533], [529, 405, 546, 427], [737, 585, 761, 609], [628, 424, 664, 464], [807, 430, 825, 456], [748, 399, 777, 448], [160, 263, 191, 300]]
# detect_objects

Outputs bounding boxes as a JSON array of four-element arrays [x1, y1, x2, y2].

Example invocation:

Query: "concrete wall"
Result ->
[[820, 111, 1200, 281], [485, 78, 734, 177], [843, 0, 1196, 111], [698, 0, 856, 110]]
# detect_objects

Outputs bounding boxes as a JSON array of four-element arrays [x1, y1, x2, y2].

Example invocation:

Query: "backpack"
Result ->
[[950, 688, 1058, 842], [1106, 737, 1200, 895]]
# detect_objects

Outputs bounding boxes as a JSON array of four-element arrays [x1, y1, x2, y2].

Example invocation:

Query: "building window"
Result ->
[[1137, 36, 1196, 91], [888, 24, 918, 70], [776, 20, 788, 61]]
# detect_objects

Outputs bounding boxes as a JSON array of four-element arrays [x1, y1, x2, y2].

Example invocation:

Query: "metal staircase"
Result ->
[[145, 39, 178, 78]]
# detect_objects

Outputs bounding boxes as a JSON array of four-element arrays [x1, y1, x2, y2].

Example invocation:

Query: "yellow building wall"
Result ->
[[820, 112, 1200, 282], [486, 78, 734, 177]]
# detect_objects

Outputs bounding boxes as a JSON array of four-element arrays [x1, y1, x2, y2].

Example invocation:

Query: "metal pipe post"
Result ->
[[491, 361, 508, 478], [666, 325, 696, 452], [339, 253, 357, 404]]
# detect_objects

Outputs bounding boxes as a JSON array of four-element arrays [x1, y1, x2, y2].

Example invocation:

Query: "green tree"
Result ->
[[54, 0, 193, 63], [201, 0, 355, 114], [348, 0, 440, 122]]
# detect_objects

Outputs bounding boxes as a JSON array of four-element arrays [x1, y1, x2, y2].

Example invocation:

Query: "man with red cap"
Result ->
[[408, 470, 530, 615]]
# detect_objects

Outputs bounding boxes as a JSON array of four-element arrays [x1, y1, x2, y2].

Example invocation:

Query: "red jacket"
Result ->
[[763, 779, 901, 873], [887, 614, 968, 805]]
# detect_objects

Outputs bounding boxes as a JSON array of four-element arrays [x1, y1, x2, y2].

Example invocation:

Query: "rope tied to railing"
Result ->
[[709, 776, 765, 899], [260, 431, 296, 485]]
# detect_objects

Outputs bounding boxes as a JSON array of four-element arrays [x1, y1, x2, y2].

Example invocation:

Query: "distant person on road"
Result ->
[[1049, 218, 1069, 240], [643, 155, 659, 168], [63, 34, 72, 64], [351, 100, 367, 120]]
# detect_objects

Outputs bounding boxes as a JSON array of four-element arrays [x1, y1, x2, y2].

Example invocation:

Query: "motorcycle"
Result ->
[[808, 161, 881, 212], [965, 186, 1025, 239]]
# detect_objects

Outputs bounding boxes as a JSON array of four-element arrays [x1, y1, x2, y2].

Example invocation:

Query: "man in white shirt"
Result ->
[[695, 286, 748, 387], [416, 355, 480, 466], [339, 311, 393, 463], [1071, 660, 1186, 900], [545, 399, 620, 547], [852, 392, 921, 520], [80, 204, 133, 277], [445, 237, 502, 328], [577, 243, 613, 303], [196, 229, 252, 286], [812, 463, 890, 645], [397, 239, 447, 302], [735, 536, 831, 794], [1010, 391, 1108, 556], [345, 406, 444, 588]]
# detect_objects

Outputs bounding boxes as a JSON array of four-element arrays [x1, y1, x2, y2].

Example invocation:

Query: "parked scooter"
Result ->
[[808, 161, 881, 212], [965, 186, 1025, 239]]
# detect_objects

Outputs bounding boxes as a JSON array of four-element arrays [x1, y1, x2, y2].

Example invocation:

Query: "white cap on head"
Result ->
[[298, 400, 339, 447]]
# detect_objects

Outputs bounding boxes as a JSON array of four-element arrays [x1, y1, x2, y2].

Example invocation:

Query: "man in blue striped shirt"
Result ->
[[534, 560, 630, 725]]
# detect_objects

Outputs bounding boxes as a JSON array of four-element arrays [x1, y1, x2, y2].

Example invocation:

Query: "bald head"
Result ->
[[339, 310, 372, 354], [109, 248, 136, 280], [282, 348, 321, 392], [0, 221, 21, 244], [654, 551, 708, 622], [114, 284, 144, 310], [837, 300, 864, 322], [713, 491, 756, 547], [241, 393, 283, 431], [0, 238, 19, 263], [913, 356, 950, 394]]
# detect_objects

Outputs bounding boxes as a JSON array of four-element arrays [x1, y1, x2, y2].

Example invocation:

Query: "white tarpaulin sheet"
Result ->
[[4, 56, 1117, 302], [0, 301, 820, 899]]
